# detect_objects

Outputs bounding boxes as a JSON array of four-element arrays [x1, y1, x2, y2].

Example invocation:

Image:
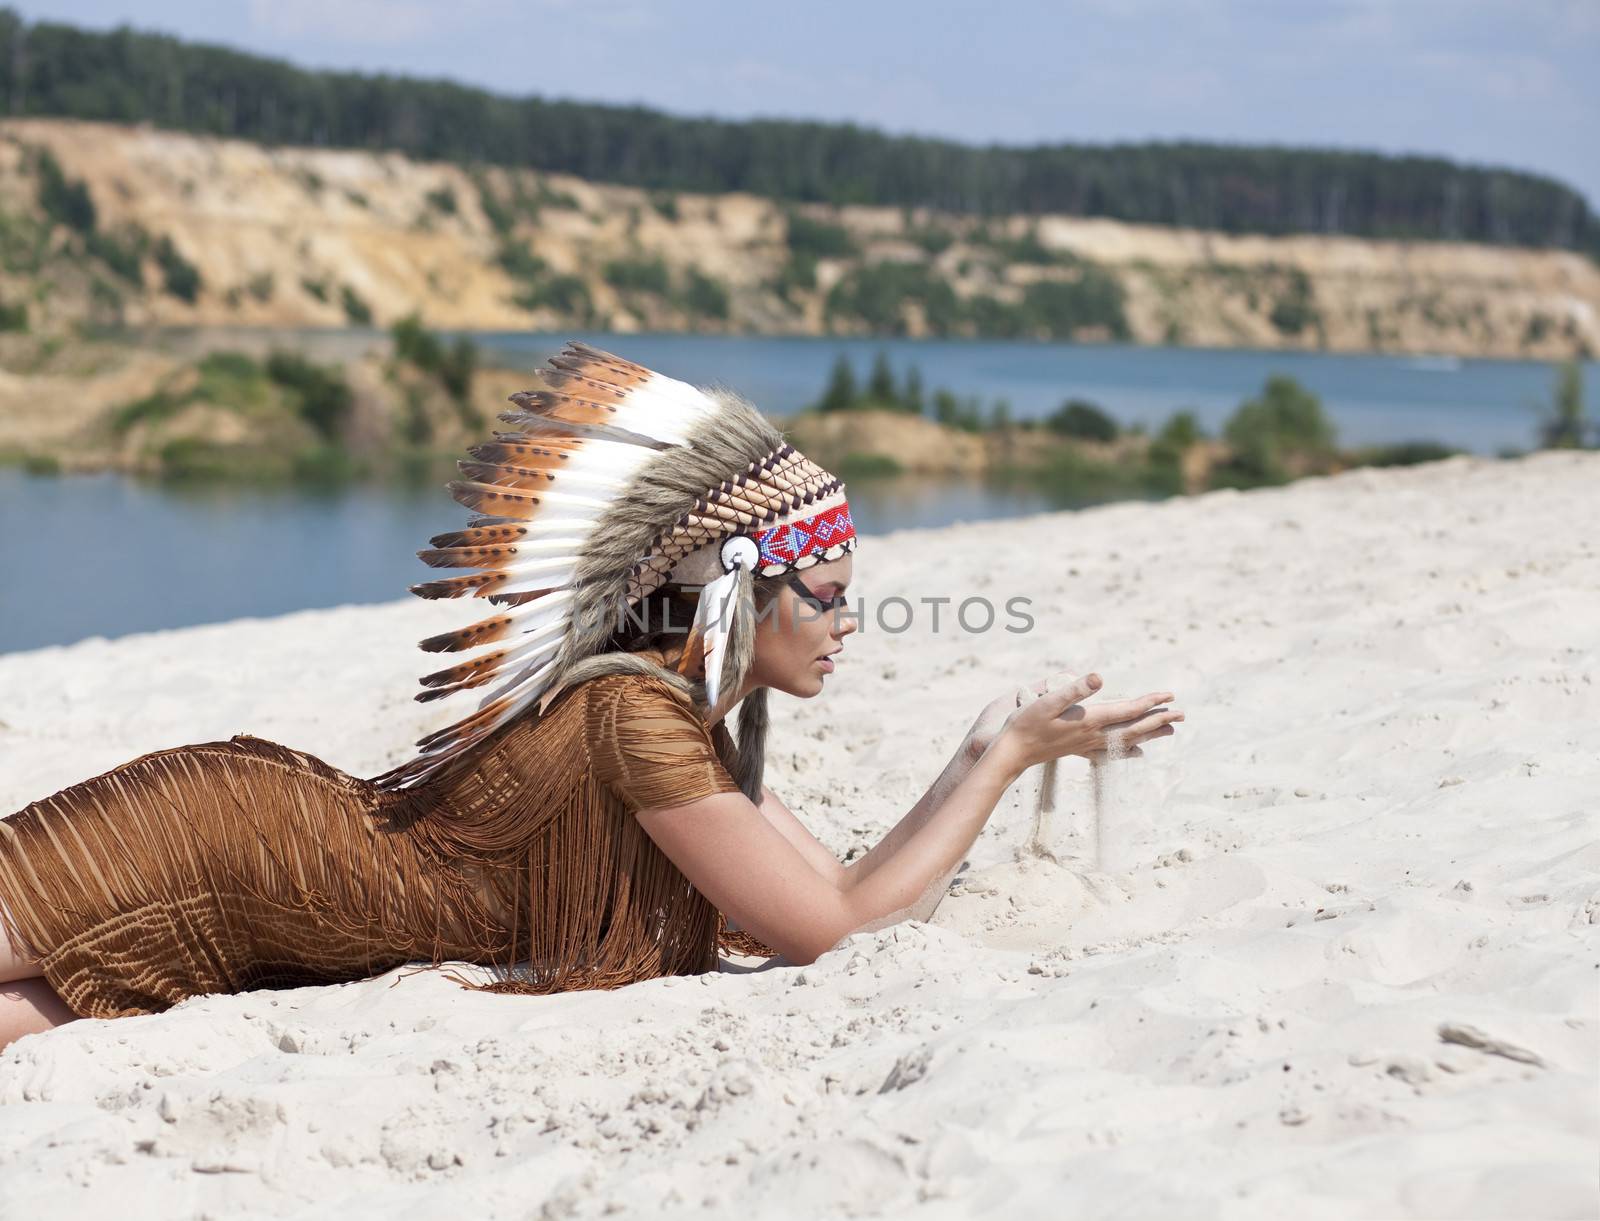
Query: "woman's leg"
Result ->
[[0, 978, 77, 1050]]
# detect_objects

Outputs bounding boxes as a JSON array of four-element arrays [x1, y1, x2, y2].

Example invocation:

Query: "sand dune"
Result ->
[[1, 452, 1596, 1218]]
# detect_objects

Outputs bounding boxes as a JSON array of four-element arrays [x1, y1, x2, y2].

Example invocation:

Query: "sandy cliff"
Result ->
[[0, 119, 1593, 360]]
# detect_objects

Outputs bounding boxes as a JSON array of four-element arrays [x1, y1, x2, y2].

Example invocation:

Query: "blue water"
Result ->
[[472, 332, 1586, 454], [1, 334, 1589, 653]]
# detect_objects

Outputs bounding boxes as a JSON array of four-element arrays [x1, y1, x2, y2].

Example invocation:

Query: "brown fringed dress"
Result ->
[[0, 669, 779, 1020]]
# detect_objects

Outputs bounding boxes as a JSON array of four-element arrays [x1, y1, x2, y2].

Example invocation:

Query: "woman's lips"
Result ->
[[816, 655, 836, 673]]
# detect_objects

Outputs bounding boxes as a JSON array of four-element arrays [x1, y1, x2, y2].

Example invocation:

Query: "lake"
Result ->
[[1, 333, 1589, 653]]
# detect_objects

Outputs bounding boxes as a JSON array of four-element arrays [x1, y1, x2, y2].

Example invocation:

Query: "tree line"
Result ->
[[0, 9, 1593, 257]]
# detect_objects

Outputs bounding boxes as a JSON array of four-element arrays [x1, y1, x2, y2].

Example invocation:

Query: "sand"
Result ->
[[1, 452, 1596, 1218]]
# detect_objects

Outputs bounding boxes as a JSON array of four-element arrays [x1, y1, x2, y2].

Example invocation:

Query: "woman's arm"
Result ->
[[749, 675, 1068, 905], [835, 670, 1081, 906], [840, 733, 981, 908], [754, 785, 850, 889], [634, 743, 1026, 965], [635, 675, 1181, 965]]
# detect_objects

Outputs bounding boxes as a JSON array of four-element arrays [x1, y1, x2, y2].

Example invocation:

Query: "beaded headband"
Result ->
[[666, 487, 856, 705]]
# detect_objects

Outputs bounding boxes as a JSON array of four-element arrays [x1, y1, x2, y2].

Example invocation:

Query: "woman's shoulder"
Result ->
[[577, 666, 702, 726], [576, 667, 739, 806]]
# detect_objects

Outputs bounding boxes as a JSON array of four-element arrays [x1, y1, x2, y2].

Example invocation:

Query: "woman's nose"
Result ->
[[833, 609, 858, 639]]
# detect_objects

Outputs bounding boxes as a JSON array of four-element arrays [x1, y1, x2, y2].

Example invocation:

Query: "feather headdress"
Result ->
[[372, 341, 856, 791]]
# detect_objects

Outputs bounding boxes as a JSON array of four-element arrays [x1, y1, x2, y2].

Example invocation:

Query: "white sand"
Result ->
[[1, 452, 1596, 1219]]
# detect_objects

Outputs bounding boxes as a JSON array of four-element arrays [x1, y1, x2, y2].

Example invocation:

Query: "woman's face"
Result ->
[[747, 553, 856, 699]]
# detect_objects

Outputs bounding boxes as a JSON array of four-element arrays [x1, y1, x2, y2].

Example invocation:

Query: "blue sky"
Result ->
[[23, 1, 1600, 208]]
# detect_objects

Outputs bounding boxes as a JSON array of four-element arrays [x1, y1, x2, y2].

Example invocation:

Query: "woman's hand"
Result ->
[[993, 672, 1183, 775], [963, 670, 1082, 762]]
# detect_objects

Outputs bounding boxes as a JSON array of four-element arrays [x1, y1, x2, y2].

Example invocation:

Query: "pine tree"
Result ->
[[901, 366, 925, 415], [866, 350, 896, 405], [817, 354, 858, 413]]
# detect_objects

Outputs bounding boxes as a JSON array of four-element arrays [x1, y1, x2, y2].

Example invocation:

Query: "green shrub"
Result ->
[[651, 192, 680, 222], [1269, 268, 1318, 336], [1219, 374, 1336, 484], [392, 312, 444, 371], [682, 269, 729, 319], [962, 295, 1031, 339], [301, 276, 330, 302], [604, 257, 671, 295], [425, 185, 458, 215], [198, 350, 262, 382], [1019, 271, 1129, 340], [1142, 410, 1203, 494], [341, 284, 373, 326], [157, 437, 234, 479], [976, 226, 1059, 264], [933, 388, 985, 433], [474, 175, 516, 235], [836, 452, 903, 477], [777, 252, 817, 297], [36, 149, 95, 233], [112, 388, 185, 433], [497, 242, 547, 282], [266, 350, 354, 438], [439, 337, 477, 410], [0, 299, 27, 332], [1045, 398, 1119, 441], [907, 226, 954, 255], [85, 227, 145, 285], [154, 236, 201, 302], [826, 262, 961, 335], [1538, 360, 1588, 449], [518, 273, 591, 317], [390, 313, 476, 410], [786, 213, 857, 260]]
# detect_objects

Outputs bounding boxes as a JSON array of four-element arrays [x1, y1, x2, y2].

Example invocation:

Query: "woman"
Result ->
[[0, 342, 1182, 1050]]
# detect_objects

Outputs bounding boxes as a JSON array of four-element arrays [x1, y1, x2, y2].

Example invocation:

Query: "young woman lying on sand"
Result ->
[[0, 343, 1182, 1051]]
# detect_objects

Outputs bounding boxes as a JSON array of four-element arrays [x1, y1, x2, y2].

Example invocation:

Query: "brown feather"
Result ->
[[420, 650, 511, 688], [447, 480, 544, 519], [419, 613, 516, 653], [506, 389, 624, 428], [410, 572, 504, 599], [538, 368, 633, 403], [549, 341, 655, 385], [417, 543, 520, 570], [466, 440, 583, 470], [456, 459, 561, 489], [428, 524, 529, 549], [415, 694, 514, 749]]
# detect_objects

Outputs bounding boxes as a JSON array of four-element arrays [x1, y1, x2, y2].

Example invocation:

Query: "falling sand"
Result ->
[[1025, 728, 1131, 871]]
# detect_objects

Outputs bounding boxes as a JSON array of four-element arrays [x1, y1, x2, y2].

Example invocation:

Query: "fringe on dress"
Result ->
[[0, 671, 779, 1020]]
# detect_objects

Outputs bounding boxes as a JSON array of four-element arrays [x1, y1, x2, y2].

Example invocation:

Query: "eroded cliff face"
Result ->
[[0, 117, 1594, 360]]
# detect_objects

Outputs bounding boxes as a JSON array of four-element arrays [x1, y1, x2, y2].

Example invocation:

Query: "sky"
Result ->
[[21, 0, 1600, 209]]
